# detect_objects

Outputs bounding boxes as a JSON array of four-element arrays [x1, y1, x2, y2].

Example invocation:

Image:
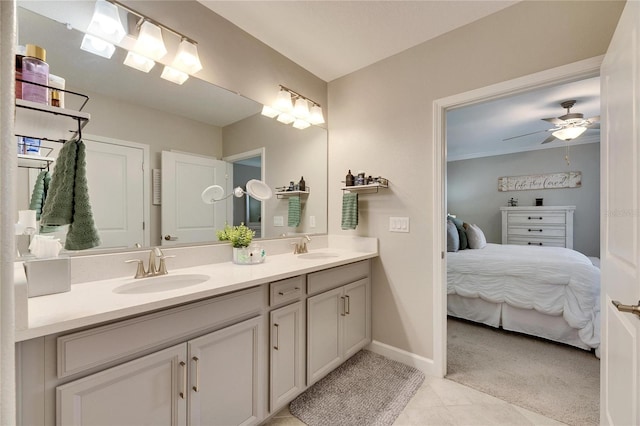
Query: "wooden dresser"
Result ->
[[500, 206, 576, 249]]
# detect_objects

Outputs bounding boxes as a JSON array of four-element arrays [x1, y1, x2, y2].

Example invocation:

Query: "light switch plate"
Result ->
[[389, 216, 410, 233], [274, 216, 284, 227], [309, 216, 316, 228]]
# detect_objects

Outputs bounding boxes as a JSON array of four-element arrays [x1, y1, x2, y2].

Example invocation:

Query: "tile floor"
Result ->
[[264, 376, 567, 426]]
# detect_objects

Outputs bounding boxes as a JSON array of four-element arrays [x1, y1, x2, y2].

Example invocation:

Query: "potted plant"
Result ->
[[217, 223, 264, 264]]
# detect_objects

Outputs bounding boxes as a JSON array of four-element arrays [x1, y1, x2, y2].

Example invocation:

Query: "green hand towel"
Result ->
[[288, 195, 301, 227], [65, 141, 101, 250], [29, 170, 47, 220], [41, 140, 77, 226], [341, 192, 358, 230]]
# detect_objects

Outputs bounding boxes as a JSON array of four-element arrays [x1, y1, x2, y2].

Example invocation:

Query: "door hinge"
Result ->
[[441, 251, 445, 259]]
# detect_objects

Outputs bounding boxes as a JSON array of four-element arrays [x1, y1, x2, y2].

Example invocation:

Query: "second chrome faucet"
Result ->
[[126, 247, 175, 279]]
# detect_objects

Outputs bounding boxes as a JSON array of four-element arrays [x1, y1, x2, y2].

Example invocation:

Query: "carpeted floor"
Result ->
[[447, 317, 599, 426], [290, 350, 425, 426]]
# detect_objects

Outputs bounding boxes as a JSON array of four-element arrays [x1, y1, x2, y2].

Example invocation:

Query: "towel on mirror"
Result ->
[[288, 195, 301, 227], [41, 140, 101, 250], [341, 192, 358, 230]]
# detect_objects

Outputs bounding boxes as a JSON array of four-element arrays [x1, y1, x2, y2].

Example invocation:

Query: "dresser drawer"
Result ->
[[270, 275, 305, 306], [57, 286, 263, 379], [508, 212, 566, 225], [507, 236, 566, 247], [507, 226, 565, 238]]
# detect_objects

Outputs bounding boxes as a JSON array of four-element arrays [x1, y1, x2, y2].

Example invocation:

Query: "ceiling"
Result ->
[[200, 0, 600, 159]]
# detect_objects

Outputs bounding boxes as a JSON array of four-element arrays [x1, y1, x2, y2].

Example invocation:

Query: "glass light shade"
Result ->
[[134, 21, 167, 60], [552, 126, 587, 141], [293, 119, 311, 130], [123, 51, 155, 73], [274, 89, 293, 113], [86, 0, 126, 44], [293, 98, 310, 119], [173, 39, 203, 74], [261, 105, 280, 118], [80, 34, 116, 59], [276, 112, 295, 124], [309, 105, 325, 125], [161, 66, 189, 85]]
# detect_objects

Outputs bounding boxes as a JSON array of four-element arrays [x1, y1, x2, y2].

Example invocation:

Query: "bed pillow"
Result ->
[[447, 220, 459, 252], [447, 215, 468, 249], [466, 224, 487, 249]]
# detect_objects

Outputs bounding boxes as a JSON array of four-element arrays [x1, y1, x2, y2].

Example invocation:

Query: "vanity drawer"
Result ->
[[57, 286, 263, 379], [307, 260, 370, 296], [270, 276, 305, 306]]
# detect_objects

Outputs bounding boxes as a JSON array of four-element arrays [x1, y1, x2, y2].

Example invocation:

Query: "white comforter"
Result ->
[[447, 243, 600, 348]]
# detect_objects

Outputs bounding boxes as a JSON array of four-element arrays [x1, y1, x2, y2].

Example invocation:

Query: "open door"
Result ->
[[161, 151, 231, 246], [600, 1, 640, 424]]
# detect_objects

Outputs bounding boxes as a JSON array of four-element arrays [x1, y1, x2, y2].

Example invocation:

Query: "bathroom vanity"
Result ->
[[15, 236, 376, 425]]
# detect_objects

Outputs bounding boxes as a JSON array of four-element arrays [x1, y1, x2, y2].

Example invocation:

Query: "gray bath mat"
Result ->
[[289, 350, 425, 426]]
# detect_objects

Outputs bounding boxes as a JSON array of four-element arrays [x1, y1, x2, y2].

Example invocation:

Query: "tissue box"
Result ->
[[24, 257, 70, 297]]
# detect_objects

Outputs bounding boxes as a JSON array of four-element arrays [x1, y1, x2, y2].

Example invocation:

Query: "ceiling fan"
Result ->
[[504, 100, 600, 144]]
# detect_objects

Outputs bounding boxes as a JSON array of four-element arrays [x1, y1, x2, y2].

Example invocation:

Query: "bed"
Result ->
[[447, 243, 600, 355]]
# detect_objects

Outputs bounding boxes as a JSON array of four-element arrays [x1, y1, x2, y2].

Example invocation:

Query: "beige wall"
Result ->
[[327, 1, 624, 360]]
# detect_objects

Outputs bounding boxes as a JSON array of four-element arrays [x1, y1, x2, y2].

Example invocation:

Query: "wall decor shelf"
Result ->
[[275, 189, 310, 199], [17, 152, 55, 170], [341, 181, 389, 194]]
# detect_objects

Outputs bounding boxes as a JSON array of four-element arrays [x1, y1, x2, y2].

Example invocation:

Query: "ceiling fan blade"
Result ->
[[587, 115, 600, 123], [541, 134, 557, 144], [542, 117, 565, 125], [586, 122, 600, 129], [502, 129, 550, 141]]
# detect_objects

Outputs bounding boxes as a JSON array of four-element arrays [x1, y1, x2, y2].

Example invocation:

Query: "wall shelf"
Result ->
[[275, 189, 310, 199], [15, 99, 91, 143], [341, 182, 389, 193], [18, 153, 55, 170]]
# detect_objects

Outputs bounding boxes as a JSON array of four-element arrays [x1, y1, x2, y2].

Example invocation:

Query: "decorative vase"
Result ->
[[232, 245, 266, 265]]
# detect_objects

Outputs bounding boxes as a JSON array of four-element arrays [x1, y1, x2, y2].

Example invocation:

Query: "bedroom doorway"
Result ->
[[433, 56, 603, 422]]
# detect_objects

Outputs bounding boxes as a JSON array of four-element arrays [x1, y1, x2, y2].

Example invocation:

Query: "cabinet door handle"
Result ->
[[345, 295, 350, 315], [528, 216, 543, 220], [192, 356, 200, 392], [179, 361, 187, 399], [528, 229, 543, 232], [527, 242, 543, 246], [273, 323, 279, 350], [341, 296, 346, 316], [278, 287, 300, 296]]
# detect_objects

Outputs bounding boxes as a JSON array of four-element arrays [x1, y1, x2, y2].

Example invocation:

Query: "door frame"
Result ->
[[431, 55, 604, 377]]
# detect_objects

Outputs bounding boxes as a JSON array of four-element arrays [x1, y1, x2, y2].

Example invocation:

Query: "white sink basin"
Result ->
[[298, 252, 340, 260], [113, 274, 210, 294]]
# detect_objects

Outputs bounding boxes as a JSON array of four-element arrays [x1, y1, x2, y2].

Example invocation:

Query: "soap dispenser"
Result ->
[[299, 176, 306, 192], [345, 170, 354, 186]]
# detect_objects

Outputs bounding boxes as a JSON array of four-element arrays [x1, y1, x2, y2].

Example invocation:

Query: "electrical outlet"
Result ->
[[389, 217, 410, 233]]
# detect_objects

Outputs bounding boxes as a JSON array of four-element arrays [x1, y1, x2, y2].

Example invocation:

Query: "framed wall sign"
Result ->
[[497, 171, 582, 192]]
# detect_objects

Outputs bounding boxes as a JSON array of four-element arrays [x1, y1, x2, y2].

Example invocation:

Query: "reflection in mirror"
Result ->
[[15, 3, 327, 254]]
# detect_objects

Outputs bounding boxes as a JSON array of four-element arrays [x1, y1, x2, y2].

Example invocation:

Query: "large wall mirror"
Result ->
[[16, 2, 328, 254]]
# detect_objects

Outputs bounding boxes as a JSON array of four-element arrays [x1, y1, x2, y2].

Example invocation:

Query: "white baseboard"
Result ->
[[367, 340, 441, 377]]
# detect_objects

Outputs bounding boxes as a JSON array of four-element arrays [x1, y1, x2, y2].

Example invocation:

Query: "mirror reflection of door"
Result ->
[[232, 156, 262, 238], [161, 151, 231, 246]]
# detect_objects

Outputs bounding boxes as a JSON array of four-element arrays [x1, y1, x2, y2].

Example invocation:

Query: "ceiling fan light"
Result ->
[[134, 20, 167, 61], [86, 0, 126, 44], [123, 51, 155, 73], [552, 126, 587, 141], [80, 33, 116, 59]]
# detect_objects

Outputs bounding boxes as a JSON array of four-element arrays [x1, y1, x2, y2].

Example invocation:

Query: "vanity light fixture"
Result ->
[[262, 85, 324, 129], [123, 51, 155, 73], [161, 66, 189, 85], [86, 0, 126, 44], [80, 33, 116, 59], [133, 20, 167, 61], [552, 125, 588, 141], [172, 38, 203, 74]]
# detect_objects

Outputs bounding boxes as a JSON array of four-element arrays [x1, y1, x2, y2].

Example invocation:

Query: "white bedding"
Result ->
[[447, 243, 600, 349]]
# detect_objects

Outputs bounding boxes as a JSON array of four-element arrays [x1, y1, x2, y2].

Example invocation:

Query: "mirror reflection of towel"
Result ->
[[288, 195, 301, 227], [341, 193, 358, 230]]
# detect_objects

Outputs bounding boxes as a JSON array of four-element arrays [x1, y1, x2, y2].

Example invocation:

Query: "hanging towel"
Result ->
[[288, 195, 301, 227], [341, 192, 358, 230], [29, 170, 48, 220], [41, 140, 77, 226], [64, 141, 101, 250]]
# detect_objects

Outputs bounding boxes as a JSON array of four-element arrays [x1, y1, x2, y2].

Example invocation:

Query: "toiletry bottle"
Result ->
[[49, 74, 65, 108], [22, 44, 49, 105], [50, 90, 60, 107], [346, 170, 354, 186], [15, 45, 26, 100], [299, 176, 306, 191]]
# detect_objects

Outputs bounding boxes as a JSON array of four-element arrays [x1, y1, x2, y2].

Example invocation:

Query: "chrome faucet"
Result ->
[[291, 235, 311, 254], [125, 247, 175, 278]]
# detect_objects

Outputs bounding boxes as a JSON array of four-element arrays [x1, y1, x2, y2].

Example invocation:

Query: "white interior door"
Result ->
[[161, 151, 230, 246], [84, 137, 146, 249], [600, 2, 640, 425]]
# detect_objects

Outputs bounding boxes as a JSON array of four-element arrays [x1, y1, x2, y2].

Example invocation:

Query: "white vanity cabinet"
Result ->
[[306, 261, 371, 385], [56, 316, 262, 426]]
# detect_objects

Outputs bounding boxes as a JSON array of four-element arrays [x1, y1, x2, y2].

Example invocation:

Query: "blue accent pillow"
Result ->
[[447, 215, 468, 249], [447, 220, 459, 252]]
